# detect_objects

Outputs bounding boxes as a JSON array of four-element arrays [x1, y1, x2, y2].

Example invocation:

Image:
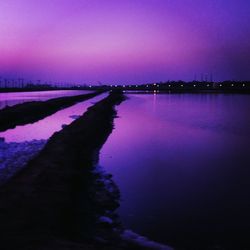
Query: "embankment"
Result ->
[[0, 91, 143, 250], [0, 91, 102, 132]]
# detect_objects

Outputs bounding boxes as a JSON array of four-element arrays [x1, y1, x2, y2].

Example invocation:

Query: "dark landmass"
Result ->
[[0, 91, 103, 132], [0, 91, 147, 250], [105, 81, 250, 94], [1, 80, 249, 94]]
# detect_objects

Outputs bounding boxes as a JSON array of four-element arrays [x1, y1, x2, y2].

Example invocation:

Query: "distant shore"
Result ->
[[0, 81, 249, 94]]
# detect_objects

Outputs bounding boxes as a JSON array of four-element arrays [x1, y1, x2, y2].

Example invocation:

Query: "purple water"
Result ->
[[0, 90, 92, 109], [100, 93, 250, 249], [0, 93, 108, 142]]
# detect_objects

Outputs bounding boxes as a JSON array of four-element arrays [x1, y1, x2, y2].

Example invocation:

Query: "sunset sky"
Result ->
[[0, 0, 250, 84]]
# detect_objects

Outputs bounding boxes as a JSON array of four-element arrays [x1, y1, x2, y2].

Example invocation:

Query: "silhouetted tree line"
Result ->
[[0, 77, 249, 92]]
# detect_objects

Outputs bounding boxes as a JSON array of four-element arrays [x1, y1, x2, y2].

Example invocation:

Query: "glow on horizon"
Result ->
[[0, 0, 250, 84]]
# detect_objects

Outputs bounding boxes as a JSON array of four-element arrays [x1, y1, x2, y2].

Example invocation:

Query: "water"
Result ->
[[100, 93, 250, 249], [0, 90, 92, 109], [0, 93, 107, 142]]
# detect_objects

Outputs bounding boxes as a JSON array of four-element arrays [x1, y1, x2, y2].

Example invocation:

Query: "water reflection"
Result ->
[[100, 94, 250, 249], [0, 93, 107, 142], [0, 90, 92, 109]]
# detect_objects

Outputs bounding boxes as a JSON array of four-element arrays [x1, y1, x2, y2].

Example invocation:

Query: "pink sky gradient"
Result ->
[[0, 0, 250, 84]]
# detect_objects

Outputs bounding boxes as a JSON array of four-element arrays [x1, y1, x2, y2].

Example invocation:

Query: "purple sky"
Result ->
[[0, 0, 250, 84]]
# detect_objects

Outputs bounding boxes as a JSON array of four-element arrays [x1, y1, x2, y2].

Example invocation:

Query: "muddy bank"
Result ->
[[0, 91, 143, 250], [0, 91, 102, 132]]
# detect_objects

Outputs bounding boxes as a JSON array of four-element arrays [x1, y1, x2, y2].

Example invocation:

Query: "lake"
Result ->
[[0, 90, 92, 109], [100, 93, 250, 249]]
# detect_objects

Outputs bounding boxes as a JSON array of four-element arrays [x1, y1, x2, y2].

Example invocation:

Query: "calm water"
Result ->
[[0, 90, 92, 109], [100, 94, 250, 249], [0, 93, 107, 142]]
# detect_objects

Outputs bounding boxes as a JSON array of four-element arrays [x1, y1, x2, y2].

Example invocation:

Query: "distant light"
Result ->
[[110, 85, 113, 87], [181, 85, 183, 87], [220, 84, 222, 87], [231, 84, 234, 86], [136, 85, 138, 87], [123, 85, 125, 88], [89, 85, 92, 88], [207, 84, 210, 87], [193, 84, 196, 87], [168, 85, 171, 87], [154, 83, 156, 86], [243, 84, 245, 87], [146, 85, 149, 88], [115, 85, 117, 87], [157, 85, 159, 87]]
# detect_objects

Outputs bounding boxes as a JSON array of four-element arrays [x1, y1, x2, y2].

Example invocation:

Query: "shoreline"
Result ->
[[1, 82, 250, 95]]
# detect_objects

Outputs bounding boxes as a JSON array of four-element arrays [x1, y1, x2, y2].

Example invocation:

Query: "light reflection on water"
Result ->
[[0, 93, 107, 142], [100, 93, 250, 249], [0, 90, 92, 109]]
